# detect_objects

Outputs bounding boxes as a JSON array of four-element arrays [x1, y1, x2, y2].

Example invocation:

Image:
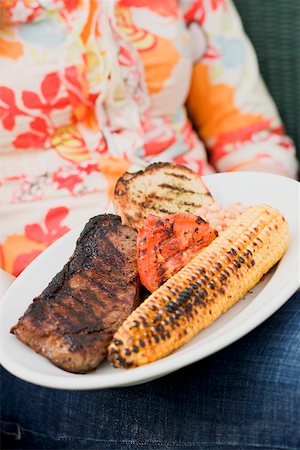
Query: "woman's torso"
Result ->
[[0, 0, 212, 275]]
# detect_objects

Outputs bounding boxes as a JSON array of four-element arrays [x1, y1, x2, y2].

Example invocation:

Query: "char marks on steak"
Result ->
[[11, 215, 140, 373]]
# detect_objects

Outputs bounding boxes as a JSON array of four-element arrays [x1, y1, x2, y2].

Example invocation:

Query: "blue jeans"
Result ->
[[1, 291, 300, 450]]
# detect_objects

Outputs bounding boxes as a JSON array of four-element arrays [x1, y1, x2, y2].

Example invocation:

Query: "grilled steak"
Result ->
[[11, 215, 140, 373]]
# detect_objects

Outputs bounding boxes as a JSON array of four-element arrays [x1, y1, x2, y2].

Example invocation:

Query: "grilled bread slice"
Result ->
[[113, 162, 215, 229]]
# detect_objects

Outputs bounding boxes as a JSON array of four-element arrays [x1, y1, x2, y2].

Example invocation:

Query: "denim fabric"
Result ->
[[1, 291, 300, 450]]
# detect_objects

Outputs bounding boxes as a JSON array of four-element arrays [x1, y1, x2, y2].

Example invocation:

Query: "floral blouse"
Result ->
[[0, 0, 298, 276]]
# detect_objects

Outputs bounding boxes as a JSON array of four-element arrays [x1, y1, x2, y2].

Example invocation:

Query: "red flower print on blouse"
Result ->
[[184, 0, 226, 25], [210, 0, 226, 11], [12, 72, 70, 149], [184, 0, 205, 24], [53, 171, 83, 194], [118, 46, 136, 67], [13, 250, 43, 277], [64, 65, 95, 122], [64, 66, 85, 108], [62, 0, 80, 13], [13, 117, 50, 149], [12, 207, 70, 276], [118, 0, 178, 17], [22, 72, 69, 116], [24, 207, 70, 246], [0, 86, 26, 131]]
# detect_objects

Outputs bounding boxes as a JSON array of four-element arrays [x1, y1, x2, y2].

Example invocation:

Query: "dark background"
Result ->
[[234, 0, 300, 158]]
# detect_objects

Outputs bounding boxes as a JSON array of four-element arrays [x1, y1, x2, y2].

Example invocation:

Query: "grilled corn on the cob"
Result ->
[[108, 204, 290, 368]]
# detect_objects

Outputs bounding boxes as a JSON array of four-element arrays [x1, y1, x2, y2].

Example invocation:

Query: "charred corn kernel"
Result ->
[[108, 204, 290, 368]]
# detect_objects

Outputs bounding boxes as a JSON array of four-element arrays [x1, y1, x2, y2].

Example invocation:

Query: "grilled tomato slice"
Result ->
[[137, 214, 217, 292]]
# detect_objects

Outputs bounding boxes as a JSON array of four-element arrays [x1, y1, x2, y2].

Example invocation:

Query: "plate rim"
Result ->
[[0, 172, 299, 389]]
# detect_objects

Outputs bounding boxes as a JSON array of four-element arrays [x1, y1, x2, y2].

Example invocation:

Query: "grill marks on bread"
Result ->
[[11, 215, 140, 373], [113, 163, 215, 230]]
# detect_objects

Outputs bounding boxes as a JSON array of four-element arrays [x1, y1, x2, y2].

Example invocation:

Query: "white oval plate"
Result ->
[[0, 172, 299, 389]]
